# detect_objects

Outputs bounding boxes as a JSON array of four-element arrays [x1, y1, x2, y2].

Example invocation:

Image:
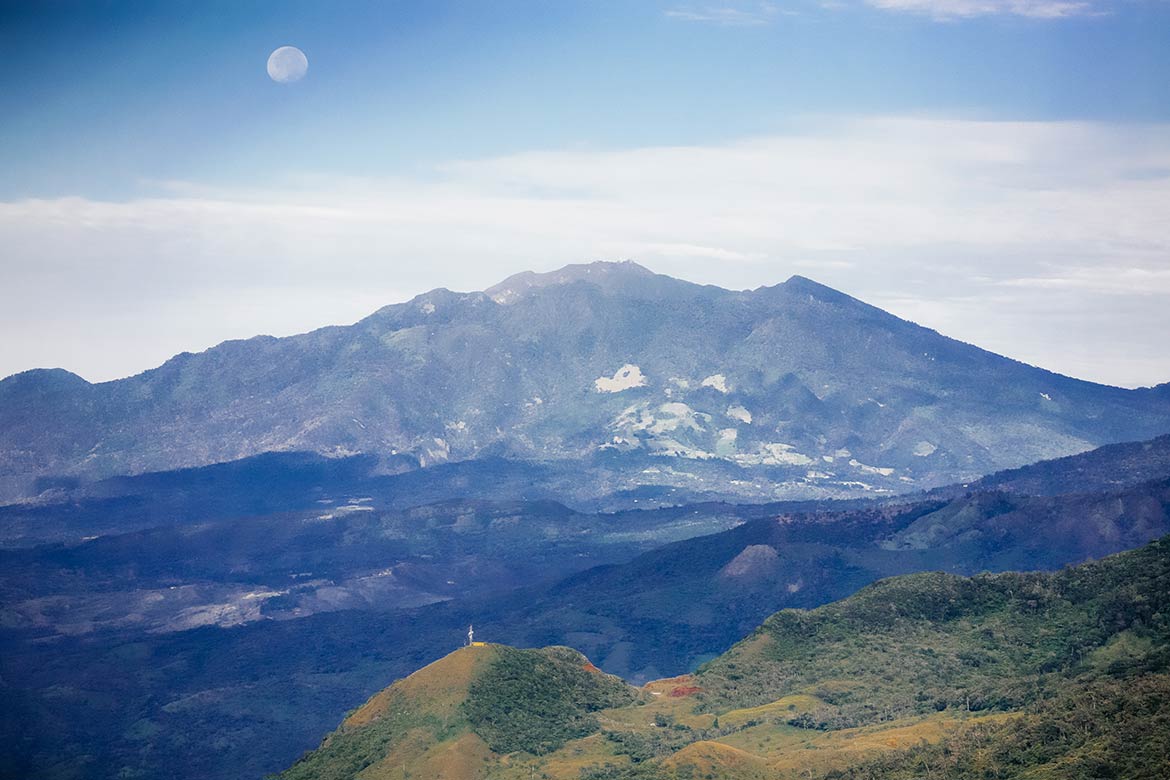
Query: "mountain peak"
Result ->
[[485, 260, 668, 304], [342, 643, 498, 729], [281, 642, 636, 779], [0, 367, 91, 395], [781, 274, 857, 304]]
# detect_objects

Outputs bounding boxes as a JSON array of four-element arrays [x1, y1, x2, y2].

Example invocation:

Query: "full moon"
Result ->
[[267, 46, 308, 83]]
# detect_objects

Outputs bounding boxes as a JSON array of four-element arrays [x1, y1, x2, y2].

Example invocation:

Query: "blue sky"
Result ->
[[4, 0, 1168, 197], [1, 1, 1169, 385]]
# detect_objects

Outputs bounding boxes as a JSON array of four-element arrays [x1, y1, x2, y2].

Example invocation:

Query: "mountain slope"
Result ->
[[2, 262, 1169, 501], [277, 536, 1170, 780]]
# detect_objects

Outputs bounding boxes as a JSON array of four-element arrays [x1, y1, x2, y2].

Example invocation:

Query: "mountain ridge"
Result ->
[[0, 263, 1150, 391], [2, 262, 1169, 502]]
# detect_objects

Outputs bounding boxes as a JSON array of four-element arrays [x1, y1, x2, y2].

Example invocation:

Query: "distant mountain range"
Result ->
[[3, 261, 1169, 503], [278, 536, 1170, 780]]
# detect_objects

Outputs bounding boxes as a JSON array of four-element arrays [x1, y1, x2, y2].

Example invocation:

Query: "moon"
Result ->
[[267, 46, 308, 83]]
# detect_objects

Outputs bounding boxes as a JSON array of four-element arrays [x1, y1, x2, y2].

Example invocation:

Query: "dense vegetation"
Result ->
[[463, 646, 636, 754], [699, 534, 1170, 714], [827, 674, 1170, 780]]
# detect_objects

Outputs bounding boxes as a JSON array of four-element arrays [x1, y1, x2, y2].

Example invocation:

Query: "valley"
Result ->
[[2, 433, 1168, 779]]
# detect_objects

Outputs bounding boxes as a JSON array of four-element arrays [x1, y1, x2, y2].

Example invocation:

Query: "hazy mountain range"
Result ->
[[3, 261, 1169, 504]]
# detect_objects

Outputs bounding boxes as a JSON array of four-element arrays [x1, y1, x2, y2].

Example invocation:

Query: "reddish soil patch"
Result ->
[[669, 685, 703, 697]]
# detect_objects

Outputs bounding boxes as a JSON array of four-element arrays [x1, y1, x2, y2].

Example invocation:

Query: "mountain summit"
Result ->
[[2, 262, 1169, 502], [485, 260, 667, 304]]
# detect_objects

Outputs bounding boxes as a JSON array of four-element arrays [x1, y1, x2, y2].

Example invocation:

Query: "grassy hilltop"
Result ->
[[279, 536, 1170, 780]]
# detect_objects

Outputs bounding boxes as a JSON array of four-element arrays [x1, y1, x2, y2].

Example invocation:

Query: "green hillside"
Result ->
[[277, 536, 1170, 780], [278, 644, 635, 780]]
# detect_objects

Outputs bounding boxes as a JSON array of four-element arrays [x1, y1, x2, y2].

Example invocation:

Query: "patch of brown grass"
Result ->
[[345, 644, 498, 728], [362, 730, 495, 780], [535, 733, 629, 778], [719, 694, 823, 728], [642, 674, 696, 695], [662, 740, 772, 779], [760, 712, 1019, 777]]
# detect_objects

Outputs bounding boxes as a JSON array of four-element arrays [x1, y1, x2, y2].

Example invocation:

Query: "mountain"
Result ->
[[934, 432, 1170, 497], [278, 536, 1170, 780], [3, 261, 1169, 503]]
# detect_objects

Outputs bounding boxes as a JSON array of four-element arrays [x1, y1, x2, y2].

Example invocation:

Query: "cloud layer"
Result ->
[[865, 0, 1097, 18], [2, 117, 1168, 387], [667, 0, 1104, 20], [665, 3, 782, 25]]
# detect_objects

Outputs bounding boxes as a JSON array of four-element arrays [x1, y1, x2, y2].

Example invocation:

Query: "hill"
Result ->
[[280, 644, 636, 780], [3, 262, 1169, 503], [277, 536, 1170, 780]]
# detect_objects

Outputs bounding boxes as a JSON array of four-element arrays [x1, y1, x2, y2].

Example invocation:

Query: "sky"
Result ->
[[1, 0, 1168, 387]]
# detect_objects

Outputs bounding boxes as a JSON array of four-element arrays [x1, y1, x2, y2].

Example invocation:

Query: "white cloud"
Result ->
[[865, 0, 1099, 18], [1, 117, 1168, 386], [666, 0, 1104, 21], [665, 2, 783, 25]]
